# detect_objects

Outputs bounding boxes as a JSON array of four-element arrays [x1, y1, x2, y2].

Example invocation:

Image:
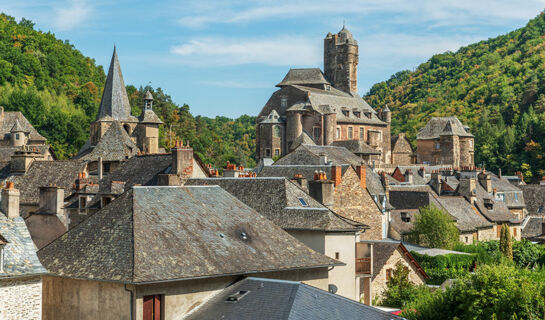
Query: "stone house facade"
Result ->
[[391, 133, 414, 165]]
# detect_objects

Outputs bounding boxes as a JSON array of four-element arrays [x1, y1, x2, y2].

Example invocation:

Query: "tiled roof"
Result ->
[[275, 144, 364, 167], [38, 186, 340, 283], [290, 131, 316, 150], [186, 178, 364, 232], [330, 139, 381, 155], [0, 110, 46, 142], [522, 216, 545, 238], [435, 196, 492, 232], [0, 215, 46, 278], [276, 68, 330, 87], [472, 184, 518, 223], [7, 160, 87, 205], [519, 184, 545, 215], [184, 277, 403, 320], [76, 121, 138, 161], [259, 164, 351, 182], [416, 117, 473, 140], [96, 47, 131, 121]]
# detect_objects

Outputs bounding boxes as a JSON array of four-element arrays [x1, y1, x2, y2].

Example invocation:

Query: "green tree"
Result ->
[[500, 224, 513, 261], [409, 206, 459, 250]]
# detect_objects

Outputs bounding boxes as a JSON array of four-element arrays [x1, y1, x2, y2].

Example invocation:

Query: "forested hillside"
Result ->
[[0, 14, 256, 166], [366, 11, 545, 181]]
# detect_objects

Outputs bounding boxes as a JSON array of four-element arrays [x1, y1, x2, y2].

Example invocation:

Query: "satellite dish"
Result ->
[[328, 284, 338, 294]]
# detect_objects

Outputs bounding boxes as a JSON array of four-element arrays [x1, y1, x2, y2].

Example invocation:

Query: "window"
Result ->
[[273, 125, 281, 138], [465, 236, 469, 243], [0, 246, 4, 272], [143, 295, 162, 320], [313, 127, 320, 139], [103, 163, 111, 173], [364, 112, 372, 119], [386, 268, 392, 281], [400, 212, 410, 223], [342, 110, 349, 117], [335, 252, 340, 259], [265, 149, 271, 157], [274, 149, 280, 157], [435, 142, 440, 149], [360, 127, 364, 139], [298, 197, 309, 206], [514, 193, 519, 202], [336, 128, 340, 139], [79, 197, 87, 209], [469, 140, 473, 147], [348, 127, 353, 139], [15, 133, 19, 140], [353, 111, 361, 118], [102, 196, 112, 208], [280, 97, 288, 109]]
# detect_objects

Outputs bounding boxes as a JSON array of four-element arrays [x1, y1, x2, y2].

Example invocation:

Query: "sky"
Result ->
[[2, 0, 545, 118]]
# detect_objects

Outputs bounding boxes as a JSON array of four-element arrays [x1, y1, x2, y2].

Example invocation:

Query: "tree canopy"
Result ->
[[409, 205, 459, 250]]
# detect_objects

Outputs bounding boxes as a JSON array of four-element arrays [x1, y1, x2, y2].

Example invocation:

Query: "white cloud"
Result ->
[[171, 36, 321, 66], [53, 0, 92, 31]]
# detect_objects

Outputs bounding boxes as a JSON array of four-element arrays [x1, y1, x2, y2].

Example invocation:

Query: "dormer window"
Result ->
[[364, 112, 371, 119], [484, 199, 494, 210], [342, 110, 349, 117], [400, 212, 411, 223], [353, 111, 361, 118], [298, 197, 309, 207], [280, 97, 287, 109]]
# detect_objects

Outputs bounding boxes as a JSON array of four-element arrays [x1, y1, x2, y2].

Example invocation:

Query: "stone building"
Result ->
[[390, 133, 415, 165], [416, 117, 474, 167], [0, 183, 47, 320], [38, 186, 340, 320], [75, 47, 162, 173], [256, 27, 391, 164]]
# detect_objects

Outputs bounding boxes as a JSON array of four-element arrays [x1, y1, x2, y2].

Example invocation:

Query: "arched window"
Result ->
[[273, 125, 281, 138]]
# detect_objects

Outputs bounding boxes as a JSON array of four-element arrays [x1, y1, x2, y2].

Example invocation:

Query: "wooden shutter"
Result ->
[[497, 224, 502, 238], [143, 295, 162, 320]]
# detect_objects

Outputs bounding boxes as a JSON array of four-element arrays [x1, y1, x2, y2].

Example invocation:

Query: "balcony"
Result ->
[[356, 257, 371, 275]]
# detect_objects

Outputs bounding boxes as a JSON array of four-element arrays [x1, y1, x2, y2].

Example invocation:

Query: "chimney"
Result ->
[[98, 156, 103, 180], [331, 166, 342, 187], [478, 171, 492, 194], [430, 170, 441, 194], [458, 177, 477, 204], [498, 168, 502, 179], [10, 147, 38, 174], [75, 172, 88, 190], [110, 181, 125, 194], [223, 161, 241, 178], [356, 165, 366, 190], [1, 182, 19, 218], [38, 185, 64, 215], [405, 169, 414, 184], [291, 174, 308, 192], [516, 171, 524, 182], [308, 171, 335, 206], [172, 140, 193, 178]]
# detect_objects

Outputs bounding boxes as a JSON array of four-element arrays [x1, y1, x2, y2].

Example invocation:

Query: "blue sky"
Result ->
[[2, 0, 545, 118]]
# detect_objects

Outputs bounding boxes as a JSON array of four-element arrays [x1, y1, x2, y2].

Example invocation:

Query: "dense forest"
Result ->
[[0, 14, 256, 166], [366, 11, 545, 182]]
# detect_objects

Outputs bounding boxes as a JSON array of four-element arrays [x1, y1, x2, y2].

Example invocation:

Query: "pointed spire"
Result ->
[[10, 119, 24, 132], [96, 47, 131, 121]]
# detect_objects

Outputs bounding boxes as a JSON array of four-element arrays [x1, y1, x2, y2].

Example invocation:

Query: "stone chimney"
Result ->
[[75, 172, 88, 190], [430, 170, 441, 194], [498, 168, 502, 179], [172, 140, 193, 178], [515, 171, 524, 183], [291, 174, 308, 192], [458, 177, 477, 204], [1, 182, 19, 218], [110, 181, 125, 194], [38, 185, 64, 215], [356, 165, 366, 189], [478, 171, 492, 194], [308, 171, 335, 206], [10, 147, 39, 174], [223, 161, 241, 178], [405, 169, 414, 184], [331, 166, 342, 187]]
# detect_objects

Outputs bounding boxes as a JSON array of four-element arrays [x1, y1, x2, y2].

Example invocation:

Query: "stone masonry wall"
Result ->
[[0, 276, 42, 320]]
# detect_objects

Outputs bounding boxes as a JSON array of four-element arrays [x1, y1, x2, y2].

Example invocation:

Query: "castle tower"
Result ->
[[137, 90, 163, 154], [324, 26, 359, 94], [10, 119, 26, 147]]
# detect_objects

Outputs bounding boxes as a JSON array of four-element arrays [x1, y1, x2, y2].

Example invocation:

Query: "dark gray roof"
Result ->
[[275, 144, 364, 167], [185, 277, 402, 320], [259, 164, 350, 182], [38, 186, 339, 283], [143, 90, 153, 100], [8, 160, 87, 205], [0, 147, 19, 161], [276, 68, 330, 87], [0, 110, 46, 142], [0, 161, 10, 180], [186, 178, 363, 232], [522, 216, 545, 238], [259, 109, 284, 124], [139, 109, 163, 124], [76, 121, 138, 161], [290, 132, 316, 150], [519, 184, 545, 215], [330, 140, 381, 155], [0, 215, 46, 278], [0, 145, 51, 162], [435, 196, 492, 232], [472, 184, 518, 224], [10, 119, 25, 132], [416, 117, 473, 140], [96, 47, 132, 121]]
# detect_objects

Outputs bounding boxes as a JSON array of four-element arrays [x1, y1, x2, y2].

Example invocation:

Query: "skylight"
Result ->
[[298, 197, 309, 206]]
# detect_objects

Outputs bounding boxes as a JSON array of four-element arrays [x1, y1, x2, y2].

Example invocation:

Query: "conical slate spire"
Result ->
[[96, 46, 131, 121], [10, 119, 25, 132]]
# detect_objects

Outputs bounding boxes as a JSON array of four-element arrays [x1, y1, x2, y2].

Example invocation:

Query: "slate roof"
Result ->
[[0, 110, 46, 142], [76, 121, 138, 161], [519, 184, 545, 215], [489, 175, 525, 209], [0, 215, 46, 278], [24, 214, 67, 249], [290, 132, 316, 150], [96, 47, 132, 121], [368, 241, 428, 280], [184, 277, 403, 320], [260, 109, 284, 124], [0, 145, 51, 162], [186, 178, 364, 232], [276, 68, 330, 87], [0, 161, 10, 180], [7, 160, 87, 205], [522, 216, 545, 238], [258, 164, 351, 182], [139, 109, 163, 124], [416, 117, 473, 140], [330, 140, 381, 155], [435, 196, 492, 232], [275, 144, 364, 167], [472, 184, 518, 224], [38, 186, 340, 283]]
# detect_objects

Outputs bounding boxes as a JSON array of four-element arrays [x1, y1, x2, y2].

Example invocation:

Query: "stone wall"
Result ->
[[477, 226, 497, 241], [371, 249, 426, 304], [332, 168, 383, 240], [0, 276, 42, 320]]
